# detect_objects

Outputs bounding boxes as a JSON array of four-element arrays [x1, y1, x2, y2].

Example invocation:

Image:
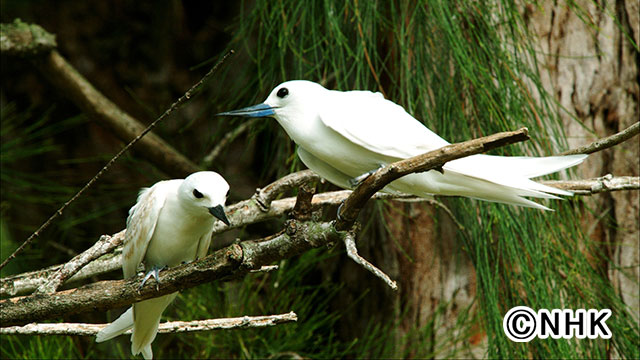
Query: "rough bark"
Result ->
[[527, 0, 639, 322]]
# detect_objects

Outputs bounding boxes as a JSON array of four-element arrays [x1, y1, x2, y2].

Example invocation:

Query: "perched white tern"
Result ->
[[219, 80, 586, 210], [96, 171, 230, 359]]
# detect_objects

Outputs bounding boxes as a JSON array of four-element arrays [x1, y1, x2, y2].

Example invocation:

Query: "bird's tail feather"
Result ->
[[130, 292, 178, 360], [398, 154, 587, 211], [96, 307, 134, 343]]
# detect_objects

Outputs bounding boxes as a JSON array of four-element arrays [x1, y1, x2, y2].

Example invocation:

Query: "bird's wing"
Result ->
[[319, 90, 450, 159], [297, 147, 354, 189], [122, 182, 170, 278], [195, 228, 214, 260]]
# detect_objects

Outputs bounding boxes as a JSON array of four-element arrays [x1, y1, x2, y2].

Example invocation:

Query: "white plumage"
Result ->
[[219, 80, 586, 210], [96, 171, 230, 359]]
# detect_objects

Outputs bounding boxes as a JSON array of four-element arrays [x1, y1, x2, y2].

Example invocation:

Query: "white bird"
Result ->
[[219, 80, 586, 210], [96, 171, 230, 359]]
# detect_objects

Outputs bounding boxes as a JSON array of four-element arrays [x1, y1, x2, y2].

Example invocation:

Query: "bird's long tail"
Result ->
[[130, 292, 178, 360], [397, 154, 587, 210], [96, 307, 134, 343]]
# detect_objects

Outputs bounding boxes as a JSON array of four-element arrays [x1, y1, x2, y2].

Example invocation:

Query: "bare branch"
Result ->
[[558, 121, 639, 156], [334, 127, 531, 230], [541, 175, 639, 195], [0, 312, 297, 335], [343, 233, 397, 291], [34, 231, 125, 295], [252, 170, 320, 211]]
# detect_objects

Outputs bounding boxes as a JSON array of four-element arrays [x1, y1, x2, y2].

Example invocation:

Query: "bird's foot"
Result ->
[[139, 265, 166, 291], [336, 200, 345, 221], [348, 165, 385, 188]]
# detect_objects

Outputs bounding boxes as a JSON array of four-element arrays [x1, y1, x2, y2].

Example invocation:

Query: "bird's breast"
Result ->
[[144, 209, 213, 269]]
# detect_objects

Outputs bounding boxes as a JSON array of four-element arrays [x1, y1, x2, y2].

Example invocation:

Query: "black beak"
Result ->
[[208, 205, 230, 226]]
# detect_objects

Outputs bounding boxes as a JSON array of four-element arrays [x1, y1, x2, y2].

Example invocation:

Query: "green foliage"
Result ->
[[203, 0, 639, 358]]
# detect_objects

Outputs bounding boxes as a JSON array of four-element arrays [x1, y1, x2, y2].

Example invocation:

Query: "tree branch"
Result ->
[[251, 170, 320, 211], [0, 312, 297, 336], [343, 232, 397, 290], [334, 127, 531, 230], [541, 175, 639, 195], [0, 221, 340, 327], [33, 231, 125, 295], [558, 121, 639, 156]]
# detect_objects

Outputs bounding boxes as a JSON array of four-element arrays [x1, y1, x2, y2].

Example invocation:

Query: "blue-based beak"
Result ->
[[217, 103, 275, 118]]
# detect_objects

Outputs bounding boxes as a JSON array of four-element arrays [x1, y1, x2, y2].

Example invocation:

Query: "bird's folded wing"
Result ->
[[122, 182, 170, 278], [319, 90, 450, 159]]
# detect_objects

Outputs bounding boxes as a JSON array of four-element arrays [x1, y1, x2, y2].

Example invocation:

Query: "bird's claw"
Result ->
[[336, 200, 345, 221], [348, 165, 385, 188], [139, 265, 165, 291]]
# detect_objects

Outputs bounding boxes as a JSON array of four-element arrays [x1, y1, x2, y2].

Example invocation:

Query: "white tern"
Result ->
[[219, 80, 586, 210], [96, 171, 230, 359]]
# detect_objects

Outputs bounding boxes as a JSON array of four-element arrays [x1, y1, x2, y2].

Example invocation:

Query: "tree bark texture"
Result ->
[[527, 0, 639, 322]]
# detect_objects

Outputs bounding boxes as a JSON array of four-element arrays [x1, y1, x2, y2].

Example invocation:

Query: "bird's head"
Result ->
[[178, 171, 230, 226], [217, 80, 326, 128]]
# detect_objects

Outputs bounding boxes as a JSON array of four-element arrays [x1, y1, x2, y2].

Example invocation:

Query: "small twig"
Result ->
[[343, 232, 397, 290], [201, 118, 259, 168], [249, 265, 279, 273], [558, 121, 639, 156], [0, 312, 297, 335], [34, 231, 125, 295], [0, 50, 235, 272], [252, 170, 320, 211], [541, 175, 639, 195]]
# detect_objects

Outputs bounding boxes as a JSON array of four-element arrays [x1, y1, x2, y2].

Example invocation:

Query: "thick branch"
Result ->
[[1, 312, 297, 335], [32, 50, 199, 177], [334, 127, 530, 230], [0, 221, 340, 326]]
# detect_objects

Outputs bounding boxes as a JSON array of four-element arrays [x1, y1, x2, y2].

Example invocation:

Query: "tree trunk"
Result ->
[[526, 0, 639, 322]]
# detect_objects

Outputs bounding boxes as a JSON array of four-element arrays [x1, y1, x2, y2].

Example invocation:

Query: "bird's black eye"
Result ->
[[193, 189, 204, 199], [226, 189, 230, 197], [277, 87, 289, 98]]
